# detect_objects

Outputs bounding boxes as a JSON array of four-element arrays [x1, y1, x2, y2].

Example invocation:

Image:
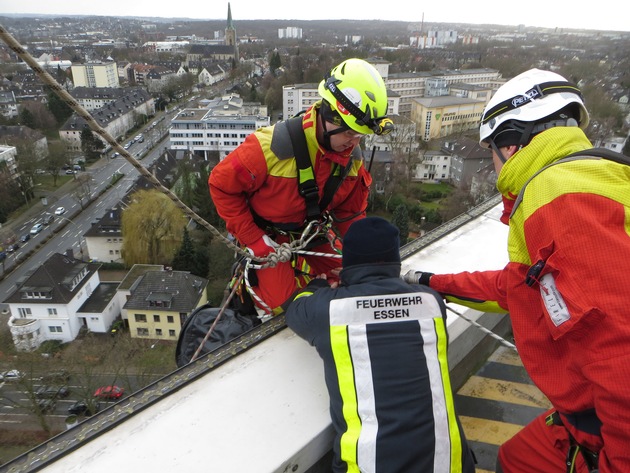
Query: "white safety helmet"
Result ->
[[479, 68, 589, 148]]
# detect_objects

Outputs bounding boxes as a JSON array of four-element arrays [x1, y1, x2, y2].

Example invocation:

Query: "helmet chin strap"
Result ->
[[490, 140, 509, 164], [319, 113, 350, 152]]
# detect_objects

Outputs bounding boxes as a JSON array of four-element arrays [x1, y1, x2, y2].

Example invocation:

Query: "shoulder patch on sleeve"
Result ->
[[270, 121, 295, 160]]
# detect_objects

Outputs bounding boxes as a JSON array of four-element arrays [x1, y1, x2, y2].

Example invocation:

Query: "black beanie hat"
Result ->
[[342, 217, 401, 268]]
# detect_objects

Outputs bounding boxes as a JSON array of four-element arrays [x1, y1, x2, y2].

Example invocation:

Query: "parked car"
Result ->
[[0, 251, 5, 262], [94, 385, 124, 400], [6, 243, 20, 252], [36, 398, 56, 414], [111, 152, 120, 158], [36, 385, 70, 399], [19, 234, 30, 243], [65, 169, 76, 175], [30, 223, 44, 234], [0, 369, 24, 382], [54, 206, 66, 215], [41, 369, 70, 383], [68, 400, 100, 416], [123, 142, 131, 150]]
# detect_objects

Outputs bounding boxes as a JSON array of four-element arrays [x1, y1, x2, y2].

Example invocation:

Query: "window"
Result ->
[[156, 329, 163, 336], [47, 308, 58, 315], [18, 308, 32, 317], [137, 327, 149, 337], [135, 313, 147, 323], [153, 315, 160, 322], [49, 326, 62, 333], [169, 330, 176, 337], [167, 316, 174, 323]]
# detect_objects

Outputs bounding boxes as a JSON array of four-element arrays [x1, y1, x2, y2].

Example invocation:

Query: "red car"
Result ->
[[93, 385, 124, 400]]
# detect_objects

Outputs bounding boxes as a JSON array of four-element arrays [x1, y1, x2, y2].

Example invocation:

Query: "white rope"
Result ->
[[446, 305, 517, 351]]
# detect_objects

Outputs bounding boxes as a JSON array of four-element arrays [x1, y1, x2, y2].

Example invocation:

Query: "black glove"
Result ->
[[303, 278, 331, 292], [282, 277, 330, 312], [402, 270, 434, 286]]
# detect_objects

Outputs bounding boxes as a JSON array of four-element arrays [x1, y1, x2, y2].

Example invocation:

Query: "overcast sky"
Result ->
[[0, 1, 627, 33]]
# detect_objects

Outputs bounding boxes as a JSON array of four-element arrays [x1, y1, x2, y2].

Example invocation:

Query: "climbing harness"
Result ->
[[242, 217, 342, 317], [546, 411, 600, 473]]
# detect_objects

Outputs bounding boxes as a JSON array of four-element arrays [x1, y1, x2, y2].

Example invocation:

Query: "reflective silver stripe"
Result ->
[[348, 324, 378, 473]]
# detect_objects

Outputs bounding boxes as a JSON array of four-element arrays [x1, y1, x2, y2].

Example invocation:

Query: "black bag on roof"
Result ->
[[175, 303, 257, 368]]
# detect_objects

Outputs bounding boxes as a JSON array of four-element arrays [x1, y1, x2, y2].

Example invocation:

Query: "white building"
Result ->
[[4, 253, 119, 351], [282, 82, 400, 122], [278, 27, 303, 39], [0, 145, 19, 179], [386, 68, 502, 116], [60, 88, 155, 153], [83, 207, 123, 263], [169, 94, 269, 160], [0, 91, 18, 119], [71, 61, 119, 88]]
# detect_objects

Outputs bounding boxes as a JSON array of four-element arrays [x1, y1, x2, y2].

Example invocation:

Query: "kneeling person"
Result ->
[[286, 217, 475, 473]]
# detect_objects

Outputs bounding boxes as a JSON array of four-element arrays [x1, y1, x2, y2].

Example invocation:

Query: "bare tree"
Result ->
[[70, 172, 95, 209], [44, 141, 69, 186]]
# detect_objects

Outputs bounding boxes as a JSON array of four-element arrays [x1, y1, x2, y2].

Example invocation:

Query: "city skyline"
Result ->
[[0, 0, 628, 33]]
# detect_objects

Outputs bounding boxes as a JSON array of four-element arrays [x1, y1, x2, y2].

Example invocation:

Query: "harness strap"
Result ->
[[511, 147, 630, 220], [286, 116, 321, 221], [564, 146, 630, 166], [546, 411, 600, 473], [286, 115, 355, 222]]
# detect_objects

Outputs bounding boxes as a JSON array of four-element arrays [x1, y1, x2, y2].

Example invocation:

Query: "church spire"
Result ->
[[227, 2, 235, 30]]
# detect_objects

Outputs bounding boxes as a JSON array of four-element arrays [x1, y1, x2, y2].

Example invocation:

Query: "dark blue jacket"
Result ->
[[286, 262, 475, 473]]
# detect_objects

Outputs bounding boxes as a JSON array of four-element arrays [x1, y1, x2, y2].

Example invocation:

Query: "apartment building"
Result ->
[[282, 82, 400, 121], [71, 61, 119, 88], [60, 88, 155, 152], [123, 270, 208, 341], [169, 94, 269, 160], [0, 145, 19, 180], [0, 90, 18, 119], [410, 95, 487, 142], [278, 27, 303, 39]]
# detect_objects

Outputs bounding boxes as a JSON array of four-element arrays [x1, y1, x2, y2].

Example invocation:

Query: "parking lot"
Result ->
[[0, 370, 121, 432]]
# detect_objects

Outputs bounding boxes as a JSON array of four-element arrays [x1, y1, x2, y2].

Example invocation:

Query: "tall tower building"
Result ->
[[225, 3, 238, 60]]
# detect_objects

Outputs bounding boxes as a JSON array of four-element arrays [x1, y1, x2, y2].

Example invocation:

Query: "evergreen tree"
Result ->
[[172, 227, 196, 273], [46, 86, 72, 125], [392, 204, 410, 246], [192, 244, 210, 279], [80, 127, 104, 161], [269, 51, 282, 74], [19, 108, 36, 129]]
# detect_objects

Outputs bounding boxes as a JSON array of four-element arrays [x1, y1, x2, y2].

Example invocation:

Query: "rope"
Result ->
[[446, 305, 517, 351], [189, 271, 245, 363]]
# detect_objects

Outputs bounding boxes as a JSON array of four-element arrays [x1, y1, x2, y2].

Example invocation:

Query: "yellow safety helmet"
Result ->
[[318, 58, 392, 135]]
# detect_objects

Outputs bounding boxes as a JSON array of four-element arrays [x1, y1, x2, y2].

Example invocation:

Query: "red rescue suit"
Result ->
[[429, 127, 630, 472], [209, 102, 371, 312]]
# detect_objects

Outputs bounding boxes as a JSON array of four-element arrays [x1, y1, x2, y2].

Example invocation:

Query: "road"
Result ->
[[0, 117, 171, 308]]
